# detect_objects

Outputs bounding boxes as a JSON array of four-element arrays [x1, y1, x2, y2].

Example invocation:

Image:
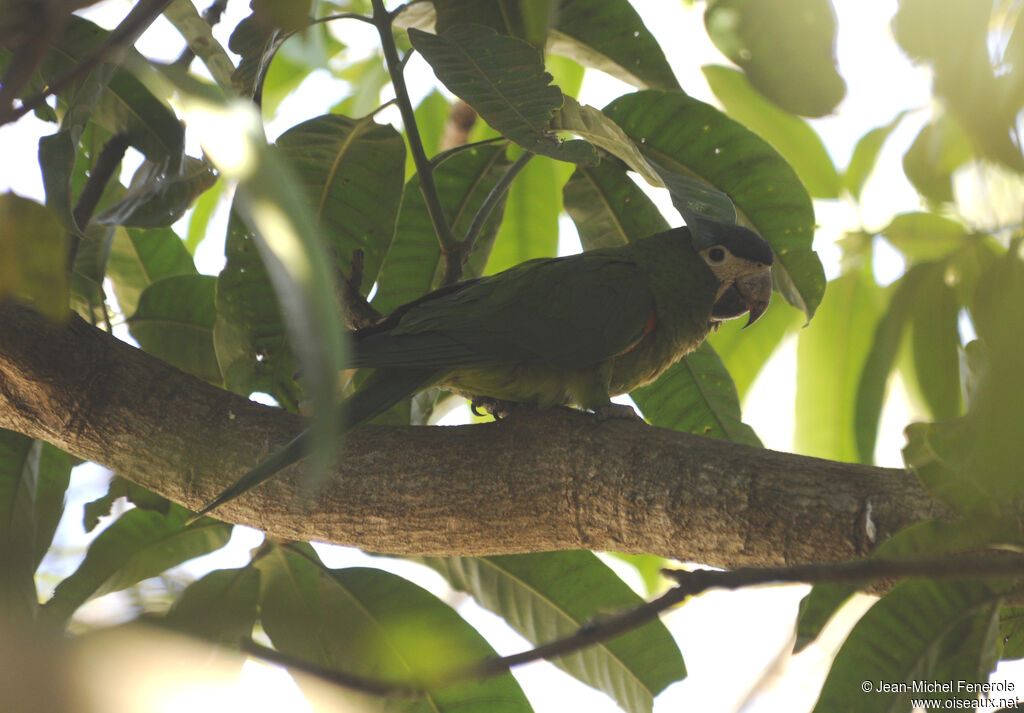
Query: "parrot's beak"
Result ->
[[736, 270, 772, 327], [711, 270, 773, 326]]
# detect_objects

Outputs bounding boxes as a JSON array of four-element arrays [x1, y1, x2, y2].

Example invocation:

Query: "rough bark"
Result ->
[[0, 303, 952, 566]]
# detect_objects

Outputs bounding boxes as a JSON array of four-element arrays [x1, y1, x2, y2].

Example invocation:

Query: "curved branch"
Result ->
[[0, 303, 951, 565]]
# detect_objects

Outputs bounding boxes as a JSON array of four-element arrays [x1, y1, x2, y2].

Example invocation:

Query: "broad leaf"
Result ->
[[854, 264, 932, 463], [705, 0, 845, 117], [0, 432, 42, 621], [275, 113, 406, 295], [879, 212, 967, 263], [844, 111, 909, 200], [94, 157, 217, 229], [423, 551, 685, 713], [708, 298, 802, 401], [909, 266, 961, 420], [795, 516, 1020, 650], [164, 566, 260, 647], [548, 0, 679, 89], [486, 152, 567, 275], [43, 506, 231, 627], [36, 15, 184, 163], [902, 115, 972, 205], [373, 142, 511, 314], [702, 64, 840, 199], [603, 90, 824, 320], [0, 193, 69, 321], [255, 543, 532, 712], [408, 25, 596, 165], [903, 419, 993, 516], [812, 579, 1003, 713], [129, 274, 220, 383], [106, 226, 199, 317], [893, 0, 1024, 172], [796, 268, 882, 462], [633, 342, 762, 446], [563, 159, 670, 250]]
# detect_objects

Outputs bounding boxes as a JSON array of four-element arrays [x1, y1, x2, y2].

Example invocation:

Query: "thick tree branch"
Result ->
[[0, 303, 951, 565]]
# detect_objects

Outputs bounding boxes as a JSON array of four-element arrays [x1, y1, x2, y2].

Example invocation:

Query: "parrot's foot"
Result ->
[[470, 396, 523, 420], [594, 403, 644, 422]]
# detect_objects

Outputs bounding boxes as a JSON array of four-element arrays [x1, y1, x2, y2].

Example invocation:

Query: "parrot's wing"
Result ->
[[352, 252, 655, 370]]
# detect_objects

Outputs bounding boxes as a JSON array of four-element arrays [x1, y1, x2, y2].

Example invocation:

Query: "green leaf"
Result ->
[[551, 96, 662, 186], [82, 476, 172, 533], [105, 227, 199, 317], [486, 152, 567, 275], [31, 444, 74, 570], [844, 111, 909, 200], [408, 25, 597, 165], [373, 143, 511, 314], [812, 579, 1003, 713], [702, 65, 840, 199], [0, 193, 69, 321], [903, 419, 992, 516], [966, 248, 1024, 504], [94, 157, 218, 229], [177, 98, 346, 469], [704, 0, 845, 117], [795, 516, 1018, 651], [563, 159, 670, 250], [185, 179, 224, 254], [893, 0, 1024, 172], [214, 209, 299, 401], [603, 90, 824, 320], [0, 431, 42, 622], [164, 566, 260, 647], [633, 342, 762, 446], [795, 269, 883, 462], [255, 543, 532, 712], [879, 211, 968, 262], [999, 607, 1024, 660], [43, 507, 231, 627], [228, 13, 293, 103], [854, 264, 932, 463], [275, 113, 406, 294], [422, 551, 685, 713], [38, 15, 185, 163], [548, 0, 680, 89], [128, 274, 220, 383], [902, 115, 972, 205], [708, 298, 803, 401], [908, 265, 962, 421]]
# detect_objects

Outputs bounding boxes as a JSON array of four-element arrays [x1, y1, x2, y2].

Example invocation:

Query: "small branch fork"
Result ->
[[365, 1, 530, 287], [241, 552, 1024, 698]]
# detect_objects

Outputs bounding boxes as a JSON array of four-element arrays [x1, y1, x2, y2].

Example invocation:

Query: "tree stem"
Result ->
[[370, 0, 458, 275]]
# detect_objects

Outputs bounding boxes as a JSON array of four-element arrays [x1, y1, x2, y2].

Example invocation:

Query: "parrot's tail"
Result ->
[[188, 369, 442, 522]]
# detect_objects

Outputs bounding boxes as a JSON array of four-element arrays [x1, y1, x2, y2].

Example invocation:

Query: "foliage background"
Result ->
[[2, 0, 1024, 711]]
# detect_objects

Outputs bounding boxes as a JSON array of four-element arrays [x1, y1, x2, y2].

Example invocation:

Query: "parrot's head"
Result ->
[[697, 225, 774, 327]]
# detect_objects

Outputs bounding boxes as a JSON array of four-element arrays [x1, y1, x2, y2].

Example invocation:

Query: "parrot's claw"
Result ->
[[594, 404, 645, 422], [471, 396, 521, 420]]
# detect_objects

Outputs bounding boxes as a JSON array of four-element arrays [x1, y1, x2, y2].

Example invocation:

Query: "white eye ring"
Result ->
[[706, 246, 727, 265]]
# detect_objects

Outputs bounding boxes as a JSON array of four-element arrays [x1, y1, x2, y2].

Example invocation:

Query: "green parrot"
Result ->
[[192, 224, 773, 519]]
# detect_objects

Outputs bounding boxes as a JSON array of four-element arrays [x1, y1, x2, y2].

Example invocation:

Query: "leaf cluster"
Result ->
[[2, 1, 1024, 712]]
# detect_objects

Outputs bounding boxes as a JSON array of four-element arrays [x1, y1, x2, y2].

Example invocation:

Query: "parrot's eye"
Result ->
[[706, 247, 727, 265]]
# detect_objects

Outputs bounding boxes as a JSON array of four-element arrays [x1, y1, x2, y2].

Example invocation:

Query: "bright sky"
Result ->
[[4, 2, 1002, 712]]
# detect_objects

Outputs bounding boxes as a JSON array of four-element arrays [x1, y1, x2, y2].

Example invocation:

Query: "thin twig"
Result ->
[[0, 0, 174, 126], [370, 0, 457, 273], [67, 134, 131, 273], [240, 552, 1024, 698], [172, 0, 230, 69], [458, 149, 532, 267]]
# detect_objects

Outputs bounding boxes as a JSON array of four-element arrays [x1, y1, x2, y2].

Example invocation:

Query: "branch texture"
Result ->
[[0, 303, 952, 565]]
